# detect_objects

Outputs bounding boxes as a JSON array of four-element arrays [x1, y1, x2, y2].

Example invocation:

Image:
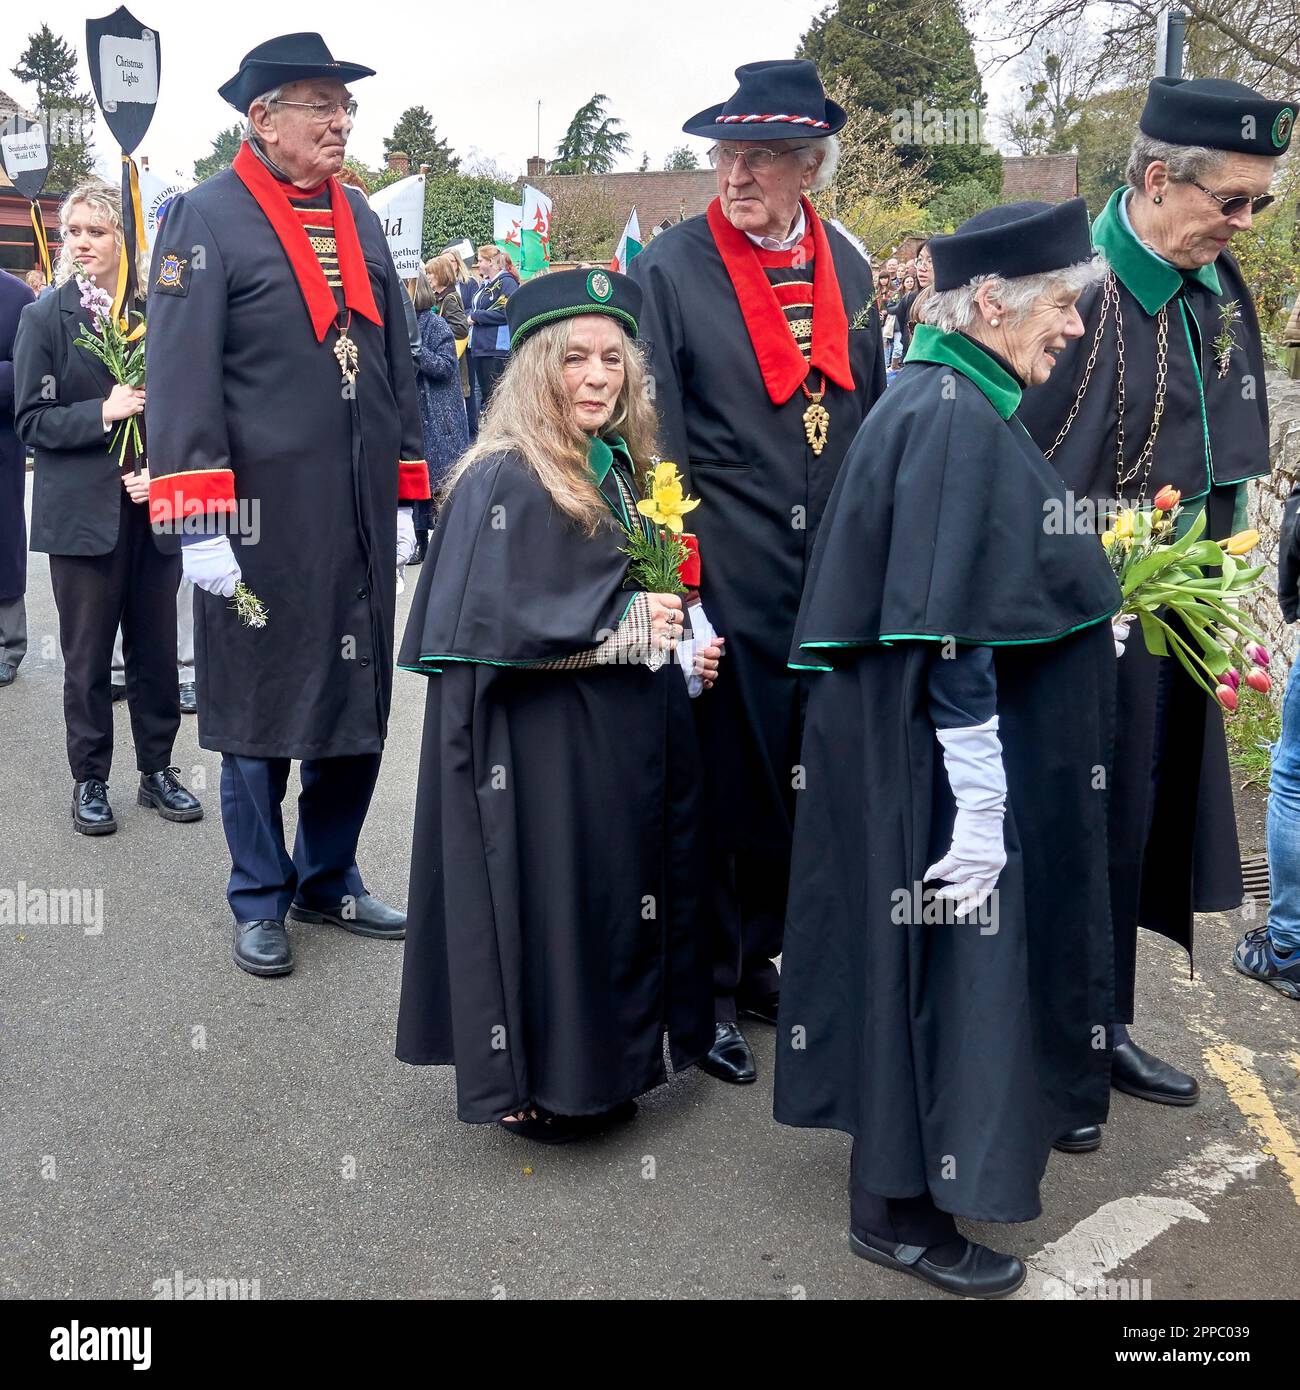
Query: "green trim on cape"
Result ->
[[904, 324, 1022, 420]]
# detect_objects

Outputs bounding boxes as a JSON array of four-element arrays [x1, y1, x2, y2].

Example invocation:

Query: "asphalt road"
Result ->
[[2, 477, 1298, 1301]]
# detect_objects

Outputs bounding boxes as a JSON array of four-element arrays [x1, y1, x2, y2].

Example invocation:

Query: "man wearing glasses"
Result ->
[[143, 34, 430, 978], [629, 60, 886, 1085], [1020, 77, 1296, 1114]]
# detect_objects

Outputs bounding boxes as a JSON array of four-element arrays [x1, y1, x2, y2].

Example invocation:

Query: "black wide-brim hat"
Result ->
[[507, 268, 642, 351], [929, 199, 1093, 291], [219, 32, 376, 113], [1141, 77, 1294, 157], [683, 59, 846, 142]]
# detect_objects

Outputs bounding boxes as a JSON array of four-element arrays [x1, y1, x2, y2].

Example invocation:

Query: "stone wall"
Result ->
[[1244, 371, 1300, 707]]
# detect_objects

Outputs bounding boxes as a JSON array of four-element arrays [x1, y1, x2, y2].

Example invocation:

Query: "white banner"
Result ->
[[369, 175, 426, 279], [137, 170, 190, 252], [0, 125, 48, 178], [97, 34, 159, 110]]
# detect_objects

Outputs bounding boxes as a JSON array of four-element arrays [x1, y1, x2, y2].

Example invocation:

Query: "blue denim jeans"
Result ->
[[1266, 656, 1300, 951]]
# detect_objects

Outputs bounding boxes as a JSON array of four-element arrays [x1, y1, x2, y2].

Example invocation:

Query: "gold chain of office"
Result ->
[[1042, 271, 1169, 506]]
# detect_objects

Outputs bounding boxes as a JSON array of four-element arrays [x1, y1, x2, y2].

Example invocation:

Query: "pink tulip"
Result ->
[[1223, 667, 1240, 691], [1215, 684, 1238, 712], [1245, 642, 1270, 667], [1246, 669, 1272, 693]]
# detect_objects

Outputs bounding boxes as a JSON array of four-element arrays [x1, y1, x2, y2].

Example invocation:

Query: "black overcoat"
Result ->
[[628, 210, 886, 857], [1018, 188, 1263, 1007], [0, 271, 35, 599], [394, 448, 714, 1122], [143, 169, 425, 760], [775, 338, 1121, 1222]]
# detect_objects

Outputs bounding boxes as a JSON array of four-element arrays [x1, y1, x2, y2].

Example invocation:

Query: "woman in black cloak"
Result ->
[[395, 269, 722, 1143], [774, 201, 1126, 1297]]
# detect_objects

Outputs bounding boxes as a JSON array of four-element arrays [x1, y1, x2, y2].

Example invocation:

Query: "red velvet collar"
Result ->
[[706, 195, 853, 404], [233, 142, 381, 342]]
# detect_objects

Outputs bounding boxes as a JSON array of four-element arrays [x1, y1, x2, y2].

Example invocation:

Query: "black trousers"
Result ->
[[850, 1138, 959, 1248], [48, 492, 181, 782], [473, 354, 507, 408], [710, 846, 786, 1022]]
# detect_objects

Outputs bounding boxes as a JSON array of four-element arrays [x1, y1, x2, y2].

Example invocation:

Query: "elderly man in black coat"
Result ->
[[0, 270, 35, 686], [629, 60, 886, 1081], [145, 34, 431, 978]]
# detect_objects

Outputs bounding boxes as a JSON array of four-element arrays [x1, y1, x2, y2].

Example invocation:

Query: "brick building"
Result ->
[[528, 166, 717, 237], [1000, 153, 1079, 203]]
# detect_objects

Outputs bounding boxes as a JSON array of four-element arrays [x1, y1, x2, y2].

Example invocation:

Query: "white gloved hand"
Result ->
[[396, 507, 417, 567], [677, 600, 717, 698], [183, 535, 241, 599], [1112, 612, 1134, 657], [924, 717, 1008, 918]]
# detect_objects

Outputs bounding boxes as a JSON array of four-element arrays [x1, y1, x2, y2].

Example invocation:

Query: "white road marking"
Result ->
[[1011, 1142, 1265, 1300]]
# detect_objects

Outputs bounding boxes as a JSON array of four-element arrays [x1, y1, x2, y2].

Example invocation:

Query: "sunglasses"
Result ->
[[1188, 179, 1275, 218]]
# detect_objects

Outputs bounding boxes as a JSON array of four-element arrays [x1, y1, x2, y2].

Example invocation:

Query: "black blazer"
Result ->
[[14, 279, 170, 556]]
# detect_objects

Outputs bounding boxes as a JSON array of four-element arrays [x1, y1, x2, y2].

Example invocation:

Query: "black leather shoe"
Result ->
[[138, 767, 203, 822], [233, 919, 293, 977], [737, 993, 780, 1026], [1053, 1124, 1102, 1153], [287, 891, 406, 939], [72, 779, 116, 835], [1112, 1039, 1199, 1106], [850, 1229, 1026, 1298], [178, 682, 197, 714], [697, 1022, 757, 1084], [0, 661, 15, 687]]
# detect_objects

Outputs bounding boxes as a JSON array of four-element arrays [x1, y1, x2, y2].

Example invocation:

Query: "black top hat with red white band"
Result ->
[[682, 60, 847, 142]]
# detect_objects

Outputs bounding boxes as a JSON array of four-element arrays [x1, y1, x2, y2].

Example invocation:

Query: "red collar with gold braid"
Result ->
[[706, 195, 854, 407], [232, 141, 381, 343]]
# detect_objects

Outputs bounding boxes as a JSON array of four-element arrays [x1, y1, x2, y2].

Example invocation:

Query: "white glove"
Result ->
[[1112, 613, 1134, 657], [677, 600, 716, 698], [396, 507, 417, 566], [183, 535, 241, 599], [924, 716, 1007, 918]]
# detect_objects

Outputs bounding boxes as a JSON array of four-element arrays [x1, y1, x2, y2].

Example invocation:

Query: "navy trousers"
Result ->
[[219, 752, 381, 923]]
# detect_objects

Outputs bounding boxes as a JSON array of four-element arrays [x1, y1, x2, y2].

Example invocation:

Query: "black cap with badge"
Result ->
[[507, 268, 642, 350], [1141, 77, 1295, 156]]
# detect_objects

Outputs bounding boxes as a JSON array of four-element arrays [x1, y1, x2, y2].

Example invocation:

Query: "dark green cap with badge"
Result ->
[[506, 267, 642, 350], [1141, 77, 1294, 156]]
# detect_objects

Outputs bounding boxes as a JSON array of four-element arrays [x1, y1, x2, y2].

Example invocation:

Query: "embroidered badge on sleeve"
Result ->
[[155, 250, 190, 297]]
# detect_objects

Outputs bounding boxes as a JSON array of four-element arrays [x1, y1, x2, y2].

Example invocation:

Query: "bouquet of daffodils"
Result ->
[[624, 459, 699, 594], [74, 268, 146, 473], [1104, 485, 1272, 713]]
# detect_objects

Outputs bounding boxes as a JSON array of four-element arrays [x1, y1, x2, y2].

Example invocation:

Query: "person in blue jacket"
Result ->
[[466, 245, 518, 410]]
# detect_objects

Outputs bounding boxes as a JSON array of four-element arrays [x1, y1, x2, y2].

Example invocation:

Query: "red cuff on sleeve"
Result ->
[[148, 469, 237, 527], [678, 532, 701, 589], [399, 459, 432, 501]]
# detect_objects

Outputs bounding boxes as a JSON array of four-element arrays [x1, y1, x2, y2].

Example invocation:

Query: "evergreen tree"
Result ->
[[383, 107, 459, 174], [193, 125, 243, 182], [552, 94, 632, 174], [10, 23, 95, 190], [799, 0, 1001, 195]]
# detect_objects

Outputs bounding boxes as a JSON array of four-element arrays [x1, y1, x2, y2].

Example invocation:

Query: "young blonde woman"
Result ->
[[13, 179, 201, 835], [396, 269, 723, 1142]]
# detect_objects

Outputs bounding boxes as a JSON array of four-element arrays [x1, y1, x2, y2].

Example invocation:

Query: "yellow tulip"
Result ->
[[1101, 530, 1116, 549], [1113, 509, 1137, 540], [637, 460, 700, 534], [1223, 529, 1260, 556]]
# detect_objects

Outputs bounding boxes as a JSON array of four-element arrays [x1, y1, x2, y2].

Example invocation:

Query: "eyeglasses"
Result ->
[[1187, 179, 1274, 218], [707, 143, 810, 172], [270, 98, 358, 123]]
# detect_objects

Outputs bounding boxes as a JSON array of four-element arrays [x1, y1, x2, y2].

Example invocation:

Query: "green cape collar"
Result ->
[[1093, 187, 1222, 315], [586, 433, 632, 487], [905, 324, 1022, 420]]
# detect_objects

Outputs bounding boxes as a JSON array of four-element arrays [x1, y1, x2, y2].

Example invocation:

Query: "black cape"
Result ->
[[628, 213, 886, 858], [394, 448, 713, 1122], [774, 341, 1122, 1222], [1018, 188, 1257, 1006], [144, 169, 424, 759]]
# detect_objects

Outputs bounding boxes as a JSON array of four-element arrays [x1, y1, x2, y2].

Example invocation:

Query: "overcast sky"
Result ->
[[1, 1, 1021, 185]]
